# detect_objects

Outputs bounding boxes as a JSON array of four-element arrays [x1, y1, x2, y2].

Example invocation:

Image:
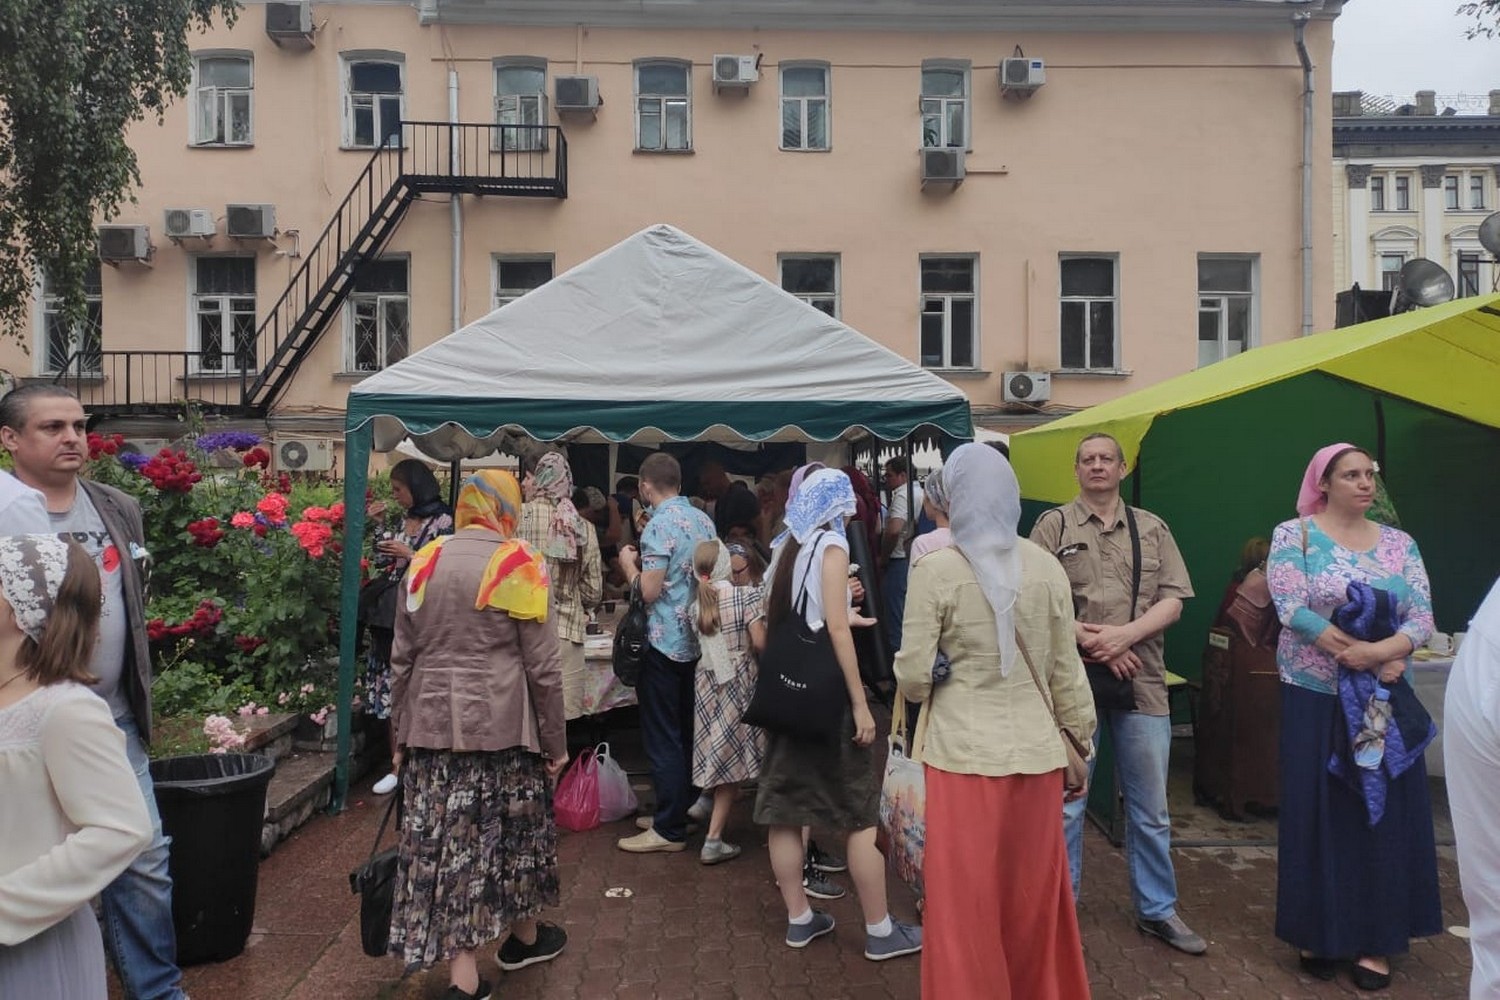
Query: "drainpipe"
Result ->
[[449, 68, 463, 332], [1293, 12, 1315, 335]]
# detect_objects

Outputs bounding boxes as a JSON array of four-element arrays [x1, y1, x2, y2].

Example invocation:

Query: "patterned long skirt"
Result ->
[[388, 747, 559, 969], [691, 653, 764, 788]]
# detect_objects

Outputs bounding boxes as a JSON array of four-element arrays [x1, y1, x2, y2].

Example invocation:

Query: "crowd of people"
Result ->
[[0, 379, 1495, 1000]]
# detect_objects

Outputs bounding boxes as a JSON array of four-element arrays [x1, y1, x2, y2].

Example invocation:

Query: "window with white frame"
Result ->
[[40, 265, 103, 375], [1197, 255, 1257, 368], [1471, 173, 1487, 210], [1379, 252, 1406, 292], [193, 257, 256, 372], [343, 55, 404, 149], [1394, 174, 1411, 211], [780, 64, 829, 151], [1445, 175, 1461, 211], [1368, 171, 1414, 212], [346, 258, 408, 372], [635, 61, 691, 152], [493, 256, 553, 309], [1059, 256, 1117, 371], [920, 62, 968, 149], [1370, 176, 1386, 212], [191, 53, 253, 146], [1457, 251, 1484, 297], [494, 59, 547, 152], [919, 256, 976, 368], [780, 254, 839, 317]]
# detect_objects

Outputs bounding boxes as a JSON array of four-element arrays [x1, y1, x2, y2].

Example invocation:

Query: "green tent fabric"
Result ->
[[331, 224, 973, 807], [1010, 293, 1500, 681]]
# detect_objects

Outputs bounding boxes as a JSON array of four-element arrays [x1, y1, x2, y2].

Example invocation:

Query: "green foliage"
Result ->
[[1458, 1, 1500, 38], [0, 0, 240, 346], [150, 658, 258, 717]]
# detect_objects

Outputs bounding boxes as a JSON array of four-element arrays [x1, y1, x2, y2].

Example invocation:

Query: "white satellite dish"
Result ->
[[1478, 212, 1500, 258]]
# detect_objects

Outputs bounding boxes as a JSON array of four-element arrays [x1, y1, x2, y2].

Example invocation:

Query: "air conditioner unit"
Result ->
[[920, 148, 965, 187], [1003, 371, 1052, 404], [1000, 57, 1046, 95], [265, 1, 314, 48], [555, 75, 601, 113], [98, 225, 153, 263], [275, 438, 333, 473], [226, 204, 276, 239], [712, 54, 759, 90], [163, 209, 216, 240]]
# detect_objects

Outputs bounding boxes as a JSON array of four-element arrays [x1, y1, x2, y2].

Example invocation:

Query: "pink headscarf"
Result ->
[[787, 462, 826, 502], [1296, 442, 1360, 516]]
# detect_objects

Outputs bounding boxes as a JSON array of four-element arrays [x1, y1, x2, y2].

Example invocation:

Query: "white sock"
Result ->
[[789, 907, 814, 925], [866, 915, 893, 937]]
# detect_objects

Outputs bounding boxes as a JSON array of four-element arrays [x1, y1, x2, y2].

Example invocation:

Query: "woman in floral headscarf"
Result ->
[[388, 471, 570, 1000], [521, 452, 603, 721], [752, 468, 923, 963]]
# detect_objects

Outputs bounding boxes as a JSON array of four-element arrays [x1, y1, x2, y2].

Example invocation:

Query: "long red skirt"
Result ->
[[921, 766, 1090, 999]]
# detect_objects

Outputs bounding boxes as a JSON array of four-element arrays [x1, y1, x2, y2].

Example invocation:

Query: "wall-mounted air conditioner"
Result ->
[[1000, 57, 1046, 96], [164, 209, 216, 241], [275, 438, 333, 472], [555, 76, 601, 115], [266, 2, 314, 48], [226, 204, 276, 239], [920, 148, 965, 188], [98, 225, 153, 263], [1003, 371, 1052, 404], [713, 54, 760, 91]]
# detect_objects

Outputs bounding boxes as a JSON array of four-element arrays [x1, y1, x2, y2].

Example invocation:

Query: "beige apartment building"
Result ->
[[5, 0, 1341, 454], [1333, 89, 1500, 301]]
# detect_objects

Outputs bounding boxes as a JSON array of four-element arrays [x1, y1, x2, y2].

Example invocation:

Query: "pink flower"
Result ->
[[277, 692, 290, 706], [257, 493, 290, 525], [231, 511, 255, 529], [310, 708, 329, 725], [256, 706, 269, 716], [237, 704, 255, 717]]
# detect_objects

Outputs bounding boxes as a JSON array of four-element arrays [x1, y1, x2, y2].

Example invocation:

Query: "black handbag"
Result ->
[[348, 792, 400, 958], [612, 578, 650, 687], [358, 574, 401, 630], [742, 533, 847, 742]]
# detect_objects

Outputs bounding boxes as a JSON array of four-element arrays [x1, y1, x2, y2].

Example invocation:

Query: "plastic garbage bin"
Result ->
[[150, 753, 276, 966]]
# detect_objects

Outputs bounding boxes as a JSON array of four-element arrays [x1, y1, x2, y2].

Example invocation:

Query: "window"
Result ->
[[1394, 175, 1410, 211], [1370, 176, 1385, 212], [1059, 256, 1117, 371], [780, 64, 829, 151], [346, 258, 408, 372], [1196, 256, 1257, 368], [494, 60, 547, 152], [1445, 175, 1461, 211], [919, 256, 976, 368], [1379, 253, 1406, 292], [1457, 252, 1483, 297], [635, 61, 690, 152], [780, 255, 839, 317], [41, 265, 103, 375], [493, 256, 553, 309], [191, 54, 253, 146], [1471, 173, 1487, 211], [921, 62, 968, 149], [193, 257, 256, 372], [343, 56, 404, 149]]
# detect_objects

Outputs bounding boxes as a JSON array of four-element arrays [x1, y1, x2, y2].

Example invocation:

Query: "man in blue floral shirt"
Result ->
[[617, 452, 716, 853]]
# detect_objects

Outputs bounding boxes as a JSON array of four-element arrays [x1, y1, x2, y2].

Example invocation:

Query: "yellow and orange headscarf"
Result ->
[[406, 470, 550, 621]]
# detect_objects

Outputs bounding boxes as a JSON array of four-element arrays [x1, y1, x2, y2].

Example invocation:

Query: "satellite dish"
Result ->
[[1392, 258, 1455, 312], [1479, 212, 1500, 258]]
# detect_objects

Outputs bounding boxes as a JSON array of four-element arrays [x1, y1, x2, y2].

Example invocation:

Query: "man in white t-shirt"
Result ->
[[880, 456, 923, 653], [0, 468, 51, 533]]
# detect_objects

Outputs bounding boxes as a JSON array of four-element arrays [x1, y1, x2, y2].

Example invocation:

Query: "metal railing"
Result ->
[[52, 350, 258, 415]]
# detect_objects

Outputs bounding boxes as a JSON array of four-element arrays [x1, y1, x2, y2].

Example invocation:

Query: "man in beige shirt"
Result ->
[[1030, 432, 1206, 956]]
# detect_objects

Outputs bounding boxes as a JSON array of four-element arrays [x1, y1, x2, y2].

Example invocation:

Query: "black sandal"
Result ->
[[1351, 959, 1391, 991], [1298, 952, 1339, 981]]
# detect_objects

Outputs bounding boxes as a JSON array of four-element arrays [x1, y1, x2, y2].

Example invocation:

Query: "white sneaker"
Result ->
[[372, 773, 399, 795], [687, 792, 714, 823]]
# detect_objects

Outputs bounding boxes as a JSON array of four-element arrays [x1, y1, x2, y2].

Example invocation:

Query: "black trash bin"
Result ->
[[150, 753, 276, 966]]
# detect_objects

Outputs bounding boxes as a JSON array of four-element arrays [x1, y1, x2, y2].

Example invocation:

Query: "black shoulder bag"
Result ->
[[612, 578, 650, 687], [348, 791, 400, 958], [742, 532, 848, 742], [1077, 506, 1141, 713]]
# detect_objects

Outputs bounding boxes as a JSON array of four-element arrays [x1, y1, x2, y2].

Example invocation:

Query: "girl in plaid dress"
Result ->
[[690, 539, 766, 865]]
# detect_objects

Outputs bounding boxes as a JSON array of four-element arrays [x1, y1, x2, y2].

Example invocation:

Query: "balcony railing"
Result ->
[[53, 351, 260, 416]]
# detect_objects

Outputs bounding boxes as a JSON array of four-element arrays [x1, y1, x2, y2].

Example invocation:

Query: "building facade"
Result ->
[[3, 0, 1340, 452], [1333, 89, 1500, 300]]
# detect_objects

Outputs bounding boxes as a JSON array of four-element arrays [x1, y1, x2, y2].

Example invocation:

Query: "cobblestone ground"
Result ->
[[134, 719, 1475, 1000]]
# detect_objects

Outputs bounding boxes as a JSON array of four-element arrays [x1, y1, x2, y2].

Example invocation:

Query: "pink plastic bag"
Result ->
[[553, 751, 600, 832]]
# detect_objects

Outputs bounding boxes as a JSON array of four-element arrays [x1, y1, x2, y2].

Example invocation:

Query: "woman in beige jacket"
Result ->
[[894, 444, 1096, 1000], [387, 471, 569, 1000]]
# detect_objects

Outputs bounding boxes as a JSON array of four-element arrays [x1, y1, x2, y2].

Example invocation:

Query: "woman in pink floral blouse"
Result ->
[[1267, 443, 1440, 992]]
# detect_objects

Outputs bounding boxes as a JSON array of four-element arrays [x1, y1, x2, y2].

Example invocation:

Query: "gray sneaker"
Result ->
[[1137, 914, 1208, 955], [699, 840, 742, 865], [785, 910, 836, 949], [802, 864, 846, 900], [865, 919, 923, 961]]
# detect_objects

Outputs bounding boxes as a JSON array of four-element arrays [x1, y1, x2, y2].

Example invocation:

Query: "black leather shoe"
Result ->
[[1298, 952, 1339, 981], [1351, 960, 1391, 991]]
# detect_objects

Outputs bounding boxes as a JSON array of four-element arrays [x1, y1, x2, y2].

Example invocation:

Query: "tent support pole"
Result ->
[[449, 459, 462, 509], [333, 423, 372, 813]]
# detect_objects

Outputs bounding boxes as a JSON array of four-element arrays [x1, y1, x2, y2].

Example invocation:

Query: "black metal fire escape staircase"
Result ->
[[56, 121, 566, 418]]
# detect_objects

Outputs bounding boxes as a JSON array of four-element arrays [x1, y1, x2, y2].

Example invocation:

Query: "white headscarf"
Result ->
[[944, 443, 1022, 676], [782, 468, 857, 545]]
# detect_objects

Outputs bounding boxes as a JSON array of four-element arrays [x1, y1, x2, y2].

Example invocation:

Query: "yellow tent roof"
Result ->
[[1011, 293, 1500, 503]]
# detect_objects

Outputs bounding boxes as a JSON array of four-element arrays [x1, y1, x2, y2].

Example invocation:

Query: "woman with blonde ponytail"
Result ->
[[689, 539, 766, 865]]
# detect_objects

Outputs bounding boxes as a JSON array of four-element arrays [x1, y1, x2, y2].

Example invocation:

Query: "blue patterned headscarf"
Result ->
[[782, 469, 857, 545]]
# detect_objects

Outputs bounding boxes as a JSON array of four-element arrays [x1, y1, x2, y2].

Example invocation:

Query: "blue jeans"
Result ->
[[1063, 709, 1178, 922], [638, 645, 698, 843], [882, 557, 910, 653], [102, 716, 185, 1000]]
